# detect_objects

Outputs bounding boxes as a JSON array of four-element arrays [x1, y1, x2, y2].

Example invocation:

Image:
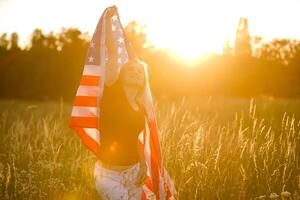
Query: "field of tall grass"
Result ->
[[0, 97, 299, 199]]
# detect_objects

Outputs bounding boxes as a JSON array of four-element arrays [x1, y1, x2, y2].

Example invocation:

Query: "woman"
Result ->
[[94, 6, 148, 200], [68, 6, 175, 199], [94, 60, 149, 200]]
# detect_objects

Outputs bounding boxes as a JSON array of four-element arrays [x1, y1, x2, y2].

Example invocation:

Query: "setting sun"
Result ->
[[1, 0, 300, 60]]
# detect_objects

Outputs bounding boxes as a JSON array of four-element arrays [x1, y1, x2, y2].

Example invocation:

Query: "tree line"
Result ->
[[0, 19, 300, 101]]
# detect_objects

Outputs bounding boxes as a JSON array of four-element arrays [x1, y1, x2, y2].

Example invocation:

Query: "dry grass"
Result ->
[[0, 97, 299, 199]]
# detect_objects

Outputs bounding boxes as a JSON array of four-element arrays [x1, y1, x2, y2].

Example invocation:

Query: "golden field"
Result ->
[[0, 97, 299, 199]]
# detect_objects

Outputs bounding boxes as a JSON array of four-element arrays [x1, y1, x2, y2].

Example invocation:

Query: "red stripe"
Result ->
[[142, 120, 161, 199], [80, 75, 101, 86], [147, 119, 164, 198], [141, 177, 154, 200], [145, 177, 153, 190], [72, 127, 99, 155], [164, 168, 176, 198], [69, 116, 98, 128], [165, 174, 172, 199], [149, 119, 162, 168], [73, 96, 98, 107], [150, 141, 160, 199], [142, 191, 146, 200]]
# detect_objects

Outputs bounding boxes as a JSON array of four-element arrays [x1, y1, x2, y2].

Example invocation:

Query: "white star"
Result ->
[[112, 15, 118, 21], [112, 25, 116, 31], [118, 58, 122, 64], [88, 56, 94, 63], [90, 41, 95, 48], [117, 37, 124, 44], [118, 47, 122, 54]]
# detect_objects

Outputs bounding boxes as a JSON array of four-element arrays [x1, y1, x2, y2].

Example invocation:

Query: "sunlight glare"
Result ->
[[1, 0, 300, 60]]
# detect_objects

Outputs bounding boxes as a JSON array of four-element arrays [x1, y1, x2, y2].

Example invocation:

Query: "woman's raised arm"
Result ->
[[104, 6, 119, 86]]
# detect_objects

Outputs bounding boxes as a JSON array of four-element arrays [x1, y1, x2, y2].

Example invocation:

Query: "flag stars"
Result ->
[[118, 47, 123, 54], [88, 56, 94, 63], [117, 58, 128, 64], [112, 25, 116, 31], [117, 37, 124, 44], [112, 15, 118, 21], [90, 41, 95, 48]]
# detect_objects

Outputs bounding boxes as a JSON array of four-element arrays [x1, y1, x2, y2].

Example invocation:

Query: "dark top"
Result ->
[[98, 79, 145, 166]]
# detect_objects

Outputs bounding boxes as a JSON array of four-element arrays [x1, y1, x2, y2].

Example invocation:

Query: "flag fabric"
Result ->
[[69, 6, 176, 200]]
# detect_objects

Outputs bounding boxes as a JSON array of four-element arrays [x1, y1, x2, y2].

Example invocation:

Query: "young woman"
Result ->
[[94, 7, 148, 200]]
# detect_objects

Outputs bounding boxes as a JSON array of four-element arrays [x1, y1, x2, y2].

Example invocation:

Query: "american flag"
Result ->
[[69, 6, 176, 199]]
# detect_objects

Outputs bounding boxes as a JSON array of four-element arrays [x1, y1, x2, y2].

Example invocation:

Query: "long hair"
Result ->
[[118, 59, 151, 118]]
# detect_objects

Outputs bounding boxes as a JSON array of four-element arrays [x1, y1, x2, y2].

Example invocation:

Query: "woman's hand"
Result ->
[[135, 160, 148, 187]]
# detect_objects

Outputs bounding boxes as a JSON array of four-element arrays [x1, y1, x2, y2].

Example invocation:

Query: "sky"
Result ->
[[0, 0, 300, 59]]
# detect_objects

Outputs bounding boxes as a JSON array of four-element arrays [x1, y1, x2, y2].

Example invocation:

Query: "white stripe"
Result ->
[[164, 168, 176, 195], [84, 128, 100, 144], [71, 106, 98, 117], [83, 65, 101, 76], [142, 185, 156, 200], [138, 130, 144, 143], [145, 124, 152, 178], [76, 85, 100, 96], [159, 170, 166, 199]]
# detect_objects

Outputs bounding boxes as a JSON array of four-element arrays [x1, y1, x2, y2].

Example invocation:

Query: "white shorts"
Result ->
[[94, 160, 143, 200]]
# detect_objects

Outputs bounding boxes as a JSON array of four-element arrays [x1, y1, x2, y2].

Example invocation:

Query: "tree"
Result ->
[[260, 39, 300, 65], [30, 29, 46, 51], [223, 39, 233, 56], [124, 21, 151, 59], [8, 32, 20, 50], [0, 33, 9, 52], [234, 18, 251, 57]]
